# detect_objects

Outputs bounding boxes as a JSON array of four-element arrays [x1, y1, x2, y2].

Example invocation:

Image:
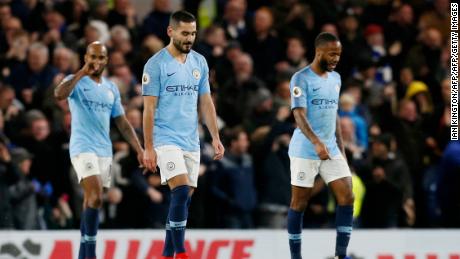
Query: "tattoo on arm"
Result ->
[[115, 116, 142, 153], [293, 108, 320, 145], [336, 115, 345, 154], [54, 71, 84, 100], [143, 96, 157, 150]]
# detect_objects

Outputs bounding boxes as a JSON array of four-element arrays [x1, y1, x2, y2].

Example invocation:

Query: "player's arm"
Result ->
[[114, 115, 144, 157], [141, 58, 161, 172], [335, 114, 345, 155], [143, 96, 158, 172], [199, 93, 224, 160], [292, 107, 321, 144], [54, 62, 92, 100], [292, 107, 330, 160], [290, 72, 330, 160]]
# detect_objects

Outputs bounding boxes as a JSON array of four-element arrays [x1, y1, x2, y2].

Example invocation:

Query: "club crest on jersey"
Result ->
[[142, 73, 150, 85], [192, 69, 200, 80], [335, 84, 340, 92], [293, 86, 302, 97]]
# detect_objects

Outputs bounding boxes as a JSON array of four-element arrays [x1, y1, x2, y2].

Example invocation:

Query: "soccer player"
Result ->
[[142, 11, 224, 259], [54, 42, 144, 259], [287, 32, 354, 259]]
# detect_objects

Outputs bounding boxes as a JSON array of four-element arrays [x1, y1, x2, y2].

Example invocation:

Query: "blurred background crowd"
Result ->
[[0, 0, 457, 231]]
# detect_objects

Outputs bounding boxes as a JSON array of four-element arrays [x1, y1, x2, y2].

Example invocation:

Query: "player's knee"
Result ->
[[337, 192, 354, 206], [290, 198, 308, 212], [87, 191, 103, 208], [171, 185, 190, 205]]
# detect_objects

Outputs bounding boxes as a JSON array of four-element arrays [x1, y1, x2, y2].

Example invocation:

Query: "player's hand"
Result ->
[[212, 138, 225, 160], [314, 142, 330, 160], [80, 61, 96, 76], [143, 148, 157, 173], [137, 149, 145, 169]]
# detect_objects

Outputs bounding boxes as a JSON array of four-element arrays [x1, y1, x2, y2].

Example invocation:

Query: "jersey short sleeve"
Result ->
[[290, 72, 308, 109], [198, 56, 211, 96], [111, 83, 124, 118], [142, 58, 161, 96]]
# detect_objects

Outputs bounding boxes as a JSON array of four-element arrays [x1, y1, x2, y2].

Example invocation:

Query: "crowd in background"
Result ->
[[0, 0, 458, 231]]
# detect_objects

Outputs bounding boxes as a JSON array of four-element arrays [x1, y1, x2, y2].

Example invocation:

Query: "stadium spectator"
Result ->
[[218, 53, 266, 127], [42, 9, 77, 50], [361, 134, 414, 227], [107, 0, 137, 30], [220, 0, 249, 42], [0, 139, 16, 229], [273, 79, 291, 110], [418, 0, 450, 41], [276, 36, 309, 74], [243, 6, 282, 86], [211, 127, 256, 228], [52, 47, 78, 75], [46, 194, 74, 229], [194, 25, 227, 68], [6, 42, 58, 109], [405, 27, 443, 87], [258, 132, 291, 228], [339, 93, 369, 151], [141, 0, 172, 45], [8, 147, 40, 230], [1, 29, 29, 80], [338, 14, 362, 79], [340, 117, 365, 161]]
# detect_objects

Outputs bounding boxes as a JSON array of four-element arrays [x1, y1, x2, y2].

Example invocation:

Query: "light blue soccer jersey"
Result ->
[[288, 66, 342, 159], [67, 75, 124, 157], [142, 48, 211, 152]]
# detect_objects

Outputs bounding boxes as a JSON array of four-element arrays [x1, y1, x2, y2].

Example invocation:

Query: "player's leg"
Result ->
[[80, 175, 104, 259], [329, 177, 354, 259], [72, 154, 104, 259], [156, 146, 192, 259], [321, 157, 354, 259], [183, 150, 199, 214], [166, 175, 190, 258], [165, 150, 198, 259], [288, 157, 319, 259], [288, 186, 312, 259], [162, 186, 194, 259]]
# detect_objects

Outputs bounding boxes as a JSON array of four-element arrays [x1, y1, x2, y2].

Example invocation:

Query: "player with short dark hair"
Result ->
[[54, 41, 144, 259], [287, 32, 354, 259], [142, 10, 224, 259]]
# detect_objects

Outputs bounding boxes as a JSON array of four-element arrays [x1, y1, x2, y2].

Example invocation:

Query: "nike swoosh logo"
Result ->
[[83, 88, 91, 91], [313, 88, 320, 91], [167, 72, 176, 77]]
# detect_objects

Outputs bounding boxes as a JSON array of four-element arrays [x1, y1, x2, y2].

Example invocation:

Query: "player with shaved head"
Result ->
[[54, 41, 144, 259]]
